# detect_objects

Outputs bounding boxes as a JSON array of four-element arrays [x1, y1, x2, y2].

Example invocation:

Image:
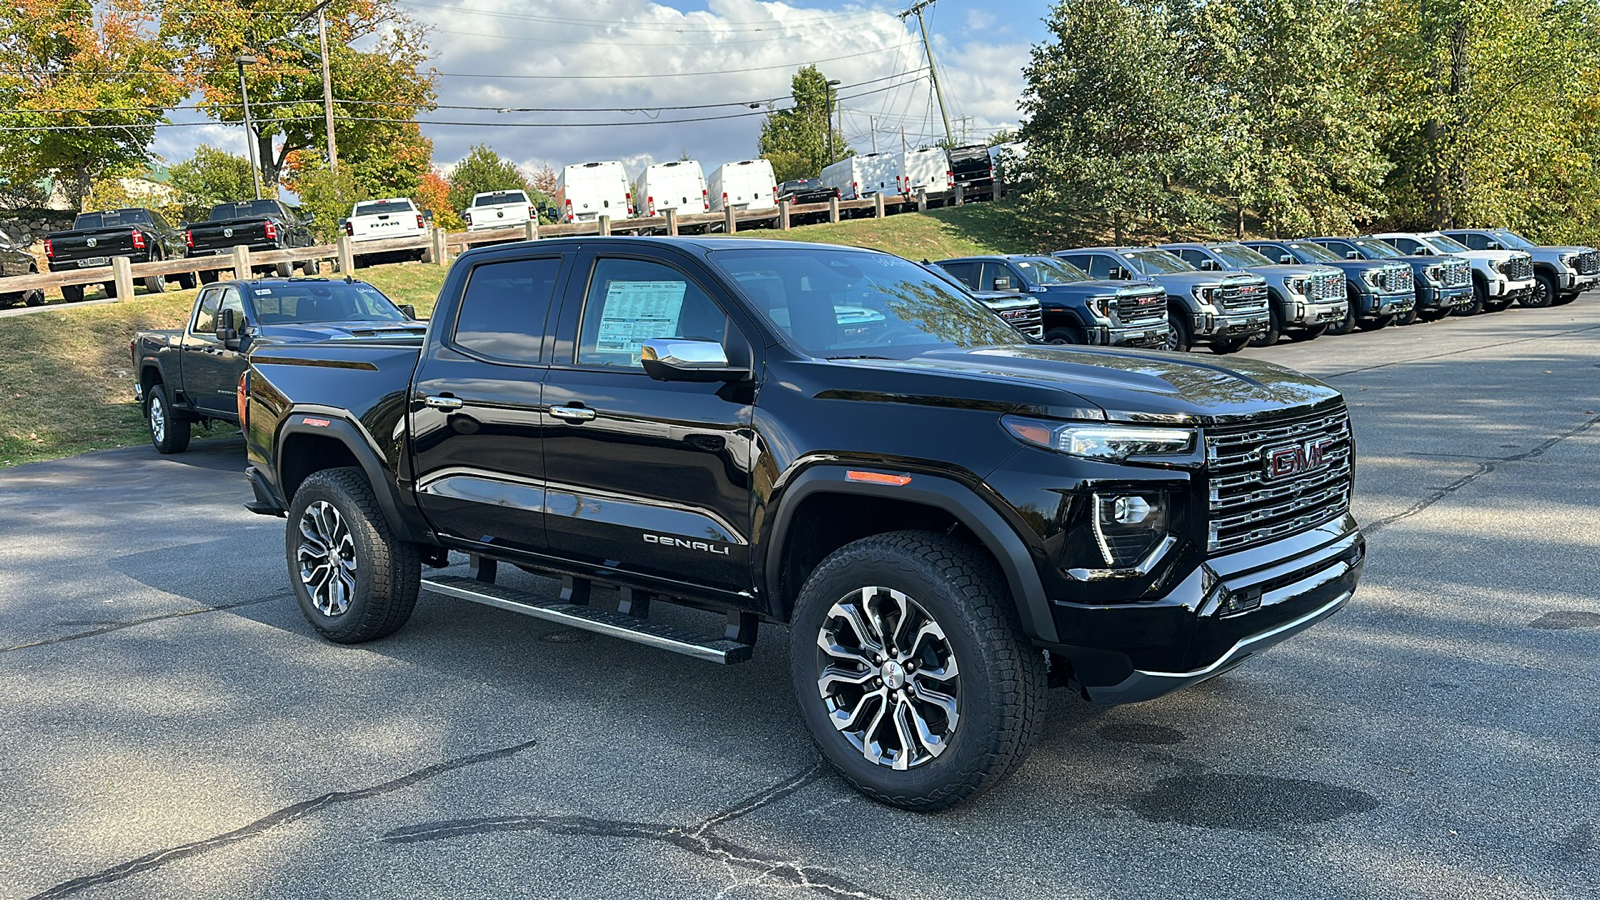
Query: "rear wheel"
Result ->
[[1043, 326, 1082, 345], [143, 273, 166, 293], [175, 271, 197, 290], [146, 382, 191, 454], [61, 284, 85, 304], [300, 258, 322, 276], [274, 262, 294, 278], [789, 531, 1045, 811], [1527, 272, 1558, 309], [286, 467, 420, 644], [1164, 307, 1192, 352], [102, 281, 118, 299]]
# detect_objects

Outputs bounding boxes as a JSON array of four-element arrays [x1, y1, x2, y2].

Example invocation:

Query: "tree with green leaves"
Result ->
[[758, 66, 850, 182], [168, 146, 257, 222], [1017, 0, 1214, 244], [445, 144, 542, 213], [1176, 0, 1390, 238], [163, 0, 437, 193], [0, 0, 187, 209]]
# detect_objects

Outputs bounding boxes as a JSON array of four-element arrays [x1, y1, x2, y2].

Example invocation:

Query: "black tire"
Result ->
[[1287, 323, 1327, 342], [1526, 272, 1558, 309], [143, 274, 166, 294], [789, 531, 1046, 811], [274, 262, 294, 278], [1394, 302, 1418, 326], [286, 467, 421, 644], [300, 258, 322, 276], [1456, 279, 1488, 316], [1043, 326, 1082, 345], [1327, 293, 1359, 336], [175, 271, 197, 290], [23, 288, 45, 307], [1553, 289, 1578, 306], [1163, 306, 1192, 352], [199, 269, 221, 285], [61, 283, 85, 304], [145, 382, 191, 454], [102, 281, 118, 299], [1249, 306, 1283, 347], [1208, 337, 1250, 354], [1357, 313, 1395, 331]]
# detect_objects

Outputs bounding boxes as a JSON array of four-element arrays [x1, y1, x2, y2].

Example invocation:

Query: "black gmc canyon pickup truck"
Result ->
[[184, 200, 319, 282], [44, 208, 190, 300], [132, 278, 423, 453], [243, 238, 1365, 810]]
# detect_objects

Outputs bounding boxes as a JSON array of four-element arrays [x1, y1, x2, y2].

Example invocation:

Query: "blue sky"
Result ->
[[153, 0, 1055, 184]]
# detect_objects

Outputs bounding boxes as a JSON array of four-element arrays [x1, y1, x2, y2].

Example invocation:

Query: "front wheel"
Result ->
[[1394, 302, 1418, 326], [300, 258, 322, 276], [1526, 272, 1558, 309], [1164, 307, 1193, 352], [1456, 281, 1487, 316], [61, 284, 85, 304], [789, 531, 1046, 811], [1328, 295, 1358, 336], [1043, 326, 1082, 345], [286, 467, 421, 644], [199, 269, 221, 285], [1249, 307, 1283, 347], [146, 383, 191, 454], [1209, 336, 1250, 354], [1357, 313, 1395, 331]]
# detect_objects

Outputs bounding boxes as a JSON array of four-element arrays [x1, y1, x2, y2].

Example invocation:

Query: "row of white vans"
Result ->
[[545, 143, 1025, 226]]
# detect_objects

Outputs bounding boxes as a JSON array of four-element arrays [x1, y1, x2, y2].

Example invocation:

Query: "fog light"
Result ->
[[1093, 493, 1169, 568]]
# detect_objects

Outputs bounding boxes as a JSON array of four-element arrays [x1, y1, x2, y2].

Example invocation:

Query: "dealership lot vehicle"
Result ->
[[1304, 237, 1422, 330], [1160, 242, 1346, 345], [241, 238, 1364, 810], [1055, 246, 1270, 353], [556, 160, 634, 223], [6, 301, 1597, 899], [0, 226, 42, 308], [708, 159, 778, 214], [1443, 227, 1599, 307], [186, 200, 319, 281], [1241, 239, 1414, 336], [934, 254, 1168, 346], [44, 208, 189, 300], [636, 160, 710, 218], [1371, 231, 1533, 314], [342, 197, 430, 265], [131, 278, 423, 453], [463, 190, 535, 232]]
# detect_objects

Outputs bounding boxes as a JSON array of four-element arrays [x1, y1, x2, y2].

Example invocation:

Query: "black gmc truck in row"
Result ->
[[242, 238, 1366, 809]]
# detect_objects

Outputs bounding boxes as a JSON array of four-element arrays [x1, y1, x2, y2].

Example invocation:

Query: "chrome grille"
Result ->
[[1115, 288, 1167, 325], [1440, 259, 1470, 287], [1576, 251, 1599, 276], [1219, 278, 1270, 313], [1205, 407, 1353, 554], [1309, 271, 1343, 301], [996, 302, 1044, 338], [1378, 265, 1414, 294], [1504, 255, 1533, 282]]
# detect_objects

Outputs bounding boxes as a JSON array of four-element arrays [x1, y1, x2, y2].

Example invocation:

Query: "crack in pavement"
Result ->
[[1364, 412, 1600, 534], [28, 738, 541, 899], [380, 764, 896, 900], [0, 591, 292, 654], [1317, 321, 1600, 379]]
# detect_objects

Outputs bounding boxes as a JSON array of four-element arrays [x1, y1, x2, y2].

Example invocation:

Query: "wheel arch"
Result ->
[[763, 466, 1058, 643], [274, 414, 425, 543]]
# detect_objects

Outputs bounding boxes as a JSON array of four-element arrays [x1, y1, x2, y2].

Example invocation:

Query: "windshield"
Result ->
[[1016, 256, 1089, 284], [474, 191, 528, 207], [353, 200, 414, 216], [1283, 242, 1344, 263], [209, 200, 282, 219], [1488, 229, 1536, 250], [1351, 238, 1403, 259], [1123, 249, 1194, 275], [708, 248, 1023, 359], [249, 282, 410, 324], [1212, 244, 1275, 267], [781, 178, 823, 192], [1424, 233, 1471, 252], [74, 210, 152, 229]]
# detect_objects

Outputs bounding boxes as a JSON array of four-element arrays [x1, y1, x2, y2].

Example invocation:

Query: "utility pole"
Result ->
[[900, 0, 953, 148], [318, 8, 339, 172], [825, 78, 841, 165], [870, 116, 877, 154], [236, 55, 263, 199]]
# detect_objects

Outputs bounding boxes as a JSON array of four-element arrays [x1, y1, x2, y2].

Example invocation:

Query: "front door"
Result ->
[[183, 285, 247, 416], [409, 251, 569, 554], [541, 251, 758, 599]]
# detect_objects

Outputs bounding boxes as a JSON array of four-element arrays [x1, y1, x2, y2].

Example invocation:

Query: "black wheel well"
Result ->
[[279, 432, 362, 502], [139, 366, 162, 393], [776, 492, 996, 621]]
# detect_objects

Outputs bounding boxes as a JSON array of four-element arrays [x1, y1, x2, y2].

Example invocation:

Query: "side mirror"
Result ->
[[1346, 251, 1360, 260], [1198, 259, 1217, 271], [1279, 254, 1294, 265], [640, 338, 746, 383], [400, 303, 417, 319], [991, 277, 1016, 292], [1486, 241, 1501, 250], [216, 307, 240, 348], [301, 212, 317, 224]]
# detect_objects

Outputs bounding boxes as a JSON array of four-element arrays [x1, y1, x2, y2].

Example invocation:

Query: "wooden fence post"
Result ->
[[598, 215, 611, 236], [431, 227, 449, 266], [231, 245, 252, 281], [953, 184, 965, 207], [828, 196, 840, 224], [523, 219, 539, 241], [337, 236, 355, 274], [724, 206, 737, 235], [778, 199, 790, 231], [665, 208, 678, 236], [873, 194, 885, 219], [111, 257, 134, 301], [916, 188, 928, 213]]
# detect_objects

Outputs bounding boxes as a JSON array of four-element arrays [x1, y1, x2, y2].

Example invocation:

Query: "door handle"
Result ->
[[423, 395, 463, 410], [548, 405, 596, 422]]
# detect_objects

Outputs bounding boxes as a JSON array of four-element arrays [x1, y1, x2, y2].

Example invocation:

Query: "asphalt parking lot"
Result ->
[[2, 302, 1597, 900]]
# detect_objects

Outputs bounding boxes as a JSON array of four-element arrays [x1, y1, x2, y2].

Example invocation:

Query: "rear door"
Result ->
[[541, 249, 758, 599], [409, 250, 570, 554]]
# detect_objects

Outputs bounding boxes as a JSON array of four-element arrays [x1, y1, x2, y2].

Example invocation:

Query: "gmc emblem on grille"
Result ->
[[1265, 437, 1336, 480]]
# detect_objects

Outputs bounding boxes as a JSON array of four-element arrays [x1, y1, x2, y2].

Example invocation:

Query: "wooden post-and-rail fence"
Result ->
[[5, 191, 938, 304]]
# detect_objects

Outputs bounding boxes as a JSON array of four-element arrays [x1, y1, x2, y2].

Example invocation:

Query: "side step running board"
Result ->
[[420, 575, 755, 665]]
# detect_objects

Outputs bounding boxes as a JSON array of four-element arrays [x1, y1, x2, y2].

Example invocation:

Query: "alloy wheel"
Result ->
[[148, 394, 165, 443], [297, 500, 358, 617], [816, 587, 960, 771]]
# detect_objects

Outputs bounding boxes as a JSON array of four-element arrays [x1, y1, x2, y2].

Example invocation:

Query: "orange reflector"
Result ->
[[302, 417, 331, 428], [847, 470, 912, 486]]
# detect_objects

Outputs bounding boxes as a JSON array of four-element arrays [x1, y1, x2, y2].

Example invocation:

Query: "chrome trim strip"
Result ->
[[1066, 535, 1177, 582]]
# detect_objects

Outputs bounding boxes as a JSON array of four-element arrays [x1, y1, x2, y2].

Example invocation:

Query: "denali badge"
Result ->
[[1265, 437, 1336, 480], [644, 533, 730, 555]]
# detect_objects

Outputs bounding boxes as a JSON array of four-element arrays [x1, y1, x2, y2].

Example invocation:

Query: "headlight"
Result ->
[[1288, 277, 1306, 296], [1088, 295, 1114, 319], [1360, 269, 1380, 287], [1002, 416, 1197, 461], [1424, 266, 1441, 285], [1560, 253, 1576, 269], [1190, 284, 1217, 306]]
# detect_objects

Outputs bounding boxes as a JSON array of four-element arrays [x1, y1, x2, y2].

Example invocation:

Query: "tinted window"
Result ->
[[1391, 237, 1423, 254], [1174, 248, 1207, 267], [1073, 254, 1116, 279], [1123, 250, 1192, 274], [210, 200, 283, 220], [250, 282, 407, 324], [980, 262, 1020, 292], [1285, 241, 1344, 263], [936, 261, 979, 289], [577, 258, 729, 369], [474, 191, 529, 207], [1212, 244, 1275, 267], [1317, 239, 1357, 257], [1458, 233, 1489, 251], [452, 257, 563, 364], [75, 210, 154, 229], [193, 288, 222, 334], [218, 287, 245, 328], [354, 200, 414, 216], [1020, 257, 1089, 284]]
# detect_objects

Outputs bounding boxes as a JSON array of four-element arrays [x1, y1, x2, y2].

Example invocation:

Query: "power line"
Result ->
[[395, 1, 893, 33]]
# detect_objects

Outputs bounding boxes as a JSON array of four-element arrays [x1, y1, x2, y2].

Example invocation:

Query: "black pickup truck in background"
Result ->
[[131, 278, 424, 453], [948, 144, 995, 200], [185, 200, 319, 282], [242, 237, 1365, 811], [0, 226, 43, 308], [44, 208, 191, 301]]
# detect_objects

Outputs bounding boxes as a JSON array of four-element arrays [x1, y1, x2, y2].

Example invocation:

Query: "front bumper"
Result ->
[[1563, 271, 1598, 292], [1040, 515, 1365, 704], [1286, 298, 1346, 326], [1490, 276, 1534, 298], [1095, 322, 1170, 347], [1194, 309, 1269, 338], [1419, 284, 1472, 311]]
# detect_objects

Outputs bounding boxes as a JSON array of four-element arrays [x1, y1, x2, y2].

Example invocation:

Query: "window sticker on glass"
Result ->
[[594, 280, 687, 357], [255, 288, 273, 295]]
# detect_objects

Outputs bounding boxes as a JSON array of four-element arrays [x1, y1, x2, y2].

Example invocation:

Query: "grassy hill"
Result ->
[[0, 203, 1040, 466]]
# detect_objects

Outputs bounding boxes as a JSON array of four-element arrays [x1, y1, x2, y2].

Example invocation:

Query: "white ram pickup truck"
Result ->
[[342, 198, 430, 264], [463, 190, 534, 232]]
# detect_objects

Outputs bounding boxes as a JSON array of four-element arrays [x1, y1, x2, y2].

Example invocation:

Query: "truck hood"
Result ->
[[822, 345, 1342, 426], [1242, 263, 1339, 279], [1037, 280, 1162, 297], [1449, 249, 1527, 264], [254, 320, 428, 344], [1539, 244, 1595, 255]]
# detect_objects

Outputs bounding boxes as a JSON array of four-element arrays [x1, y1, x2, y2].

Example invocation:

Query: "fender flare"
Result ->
[[763, 465, 1059, 644], [274, 411, 425, 543]]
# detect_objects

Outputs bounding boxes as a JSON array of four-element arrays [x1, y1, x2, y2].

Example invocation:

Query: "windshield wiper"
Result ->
[[825, 354, 897, 360]]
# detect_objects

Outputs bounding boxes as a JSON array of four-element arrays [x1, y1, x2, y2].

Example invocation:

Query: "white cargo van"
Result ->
[[989, 142, 1028, 197], [820, 153, 901, 201], [900, 148, 953, 197], [635, 160, 709, 217], [708, 159, 777, 213], [555, 161, 633, 223]]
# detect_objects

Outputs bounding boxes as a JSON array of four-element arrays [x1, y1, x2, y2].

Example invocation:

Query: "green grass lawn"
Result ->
[[0, 204, 1036, 466]]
